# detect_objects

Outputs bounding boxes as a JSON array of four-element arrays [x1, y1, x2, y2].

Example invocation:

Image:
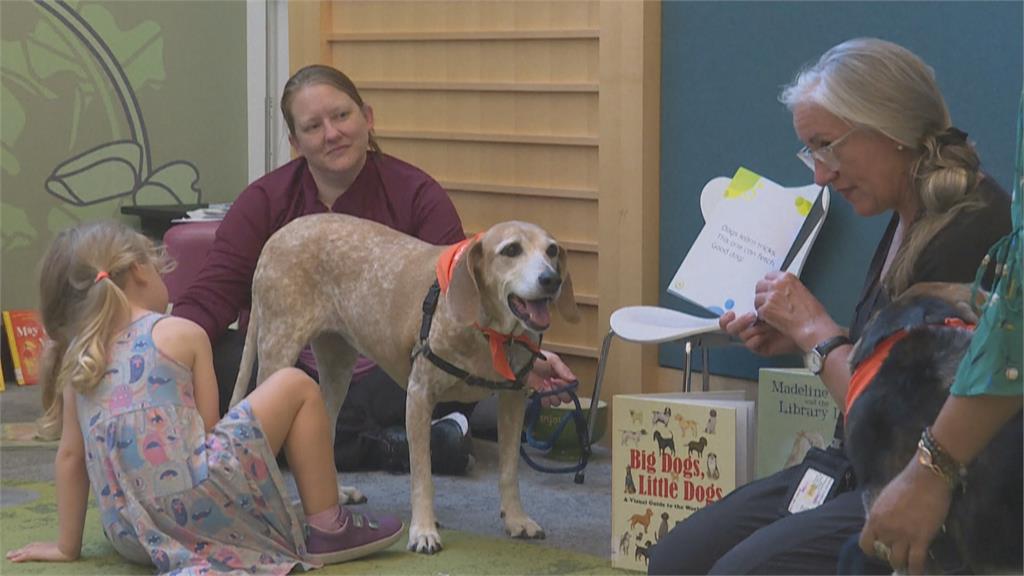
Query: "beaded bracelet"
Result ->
[[917, 427, 967, 489]]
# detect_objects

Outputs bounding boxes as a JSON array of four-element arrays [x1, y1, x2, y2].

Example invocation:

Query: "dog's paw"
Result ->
[[339, 485, 366, 505], [407, 524, 443, 554], [504, 515, 545, 540]]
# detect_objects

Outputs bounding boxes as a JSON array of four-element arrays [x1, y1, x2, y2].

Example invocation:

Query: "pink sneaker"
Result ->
[[306, 506, 404, 564]]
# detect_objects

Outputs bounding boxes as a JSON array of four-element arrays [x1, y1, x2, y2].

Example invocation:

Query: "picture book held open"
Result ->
[[668, 167, 823, 316]]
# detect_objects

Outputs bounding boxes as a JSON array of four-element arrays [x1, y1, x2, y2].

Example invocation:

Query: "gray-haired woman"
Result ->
[[648, 38, 1010, 575]]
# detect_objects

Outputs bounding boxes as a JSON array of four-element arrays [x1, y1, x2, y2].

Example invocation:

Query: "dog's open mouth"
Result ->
[[508, 294, 552, 331]]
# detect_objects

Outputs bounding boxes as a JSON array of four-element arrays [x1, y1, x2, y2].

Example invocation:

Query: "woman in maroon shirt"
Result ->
[[173, 65, 573, 474]]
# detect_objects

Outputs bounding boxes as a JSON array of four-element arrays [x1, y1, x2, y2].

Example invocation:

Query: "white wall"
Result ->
[[246, 0, 291, 184]]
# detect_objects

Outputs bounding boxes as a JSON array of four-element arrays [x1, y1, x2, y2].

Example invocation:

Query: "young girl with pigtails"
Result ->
[[6, 220, 402, 573]]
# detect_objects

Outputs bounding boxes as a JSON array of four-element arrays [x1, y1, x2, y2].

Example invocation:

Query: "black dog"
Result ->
[[635, 540, 652, 565], [845, 292, 1022, 574], [652, 430, 676, 455], [687, 436, 708, 459]]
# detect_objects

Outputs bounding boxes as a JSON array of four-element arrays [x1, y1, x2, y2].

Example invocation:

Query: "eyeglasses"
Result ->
[[796, 127, 859, 172]]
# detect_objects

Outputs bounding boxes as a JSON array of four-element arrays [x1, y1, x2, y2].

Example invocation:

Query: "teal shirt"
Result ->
[[952, 100, 1023, 396]]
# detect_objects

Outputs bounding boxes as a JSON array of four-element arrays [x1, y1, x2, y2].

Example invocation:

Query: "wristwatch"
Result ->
[[917, 427, 966, 489], [804, 335, 852, 375]]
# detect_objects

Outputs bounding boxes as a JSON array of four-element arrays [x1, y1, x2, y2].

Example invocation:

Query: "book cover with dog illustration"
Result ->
[[611, 393, 754, 571], [755, 368, 840, 479], [2, 310, 47, 386]]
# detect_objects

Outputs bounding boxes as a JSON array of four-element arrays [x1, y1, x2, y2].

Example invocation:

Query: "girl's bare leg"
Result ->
[[246, 367, 338, 515]]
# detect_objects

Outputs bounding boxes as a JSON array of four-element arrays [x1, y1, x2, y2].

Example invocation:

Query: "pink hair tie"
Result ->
[[94, 270, 110, 284]]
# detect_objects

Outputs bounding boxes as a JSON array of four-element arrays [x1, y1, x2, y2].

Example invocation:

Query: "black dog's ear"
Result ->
[[447, 240, 483, 325]]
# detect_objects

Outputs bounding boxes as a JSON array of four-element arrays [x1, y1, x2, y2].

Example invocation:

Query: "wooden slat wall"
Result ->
[[289, 1, 661, 418]]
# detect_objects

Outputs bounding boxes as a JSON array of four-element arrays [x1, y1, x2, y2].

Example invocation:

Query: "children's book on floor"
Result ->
[[2, 309, 47, 386], [611, 392, 755, 572], [668, 167, 822, 316], [755, 368, 839, 479]]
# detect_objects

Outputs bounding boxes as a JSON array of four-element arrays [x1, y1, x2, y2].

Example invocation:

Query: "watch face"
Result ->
[[804, 350, 822, 374]]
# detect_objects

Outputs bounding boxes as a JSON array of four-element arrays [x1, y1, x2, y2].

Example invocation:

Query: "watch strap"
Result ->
[[807, 334, 853, 374], [815, 334, 853, 358]]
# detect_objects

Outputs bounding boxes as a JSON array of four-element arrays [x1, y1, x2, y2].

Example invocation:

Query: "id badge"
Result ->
[[787, 467, 836, 514]]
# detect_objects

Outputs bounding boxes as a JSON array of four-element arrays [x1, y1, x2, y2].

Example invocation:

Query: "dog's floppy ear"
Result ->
[[447, 239, 483, 325], [556, 245, 580, 323]]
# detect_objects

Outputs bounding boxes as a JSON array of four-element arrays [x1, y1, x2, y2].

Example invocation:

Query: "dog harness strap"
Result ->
[[435, 234, 481, 293], [419, 281, 441, 343], [414, 279, 537, 390], [846, 319, 977, 420], [476, 326, 542, 380]]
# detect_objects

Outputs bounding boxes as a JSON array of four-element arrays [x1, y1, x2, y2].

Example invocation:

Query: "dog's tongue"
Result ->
[[525, 299, 551, 329]]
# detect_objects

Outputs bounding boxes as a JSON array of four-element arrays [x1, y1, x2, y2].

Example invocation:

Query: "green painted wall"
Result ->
[[1, 0, 247, 310]]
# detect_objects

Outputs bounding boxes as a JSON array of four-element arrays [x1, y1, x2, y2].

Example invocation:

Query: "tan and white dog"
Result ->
[[229, 214, 578, 554]]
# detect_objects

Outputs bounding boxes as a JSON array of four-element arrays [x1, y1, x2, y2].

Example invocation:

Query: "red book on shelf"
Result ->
[[2, 310, 47, 386]]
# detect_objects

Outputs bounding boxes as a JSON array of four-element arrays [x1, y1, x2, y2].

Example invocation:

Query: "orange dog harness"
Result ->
[[430, 236, 541, 383], [845, 318, 975, 421]]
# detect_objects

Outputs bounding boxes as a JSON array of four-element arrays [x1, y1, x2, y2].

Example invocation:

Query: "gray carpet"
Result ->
[[1, 383, 616, 567]]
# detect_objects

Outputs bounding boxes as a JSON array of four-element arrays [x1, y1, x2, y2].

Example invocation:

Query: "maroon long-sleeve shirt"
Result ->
[[172, 152, 465, 349]]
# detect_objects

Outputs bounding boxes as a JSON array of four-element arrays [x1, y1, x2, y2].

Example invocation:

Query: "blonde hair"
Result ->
[[35, 221, 173, 438], [780, 38, 983, 296]]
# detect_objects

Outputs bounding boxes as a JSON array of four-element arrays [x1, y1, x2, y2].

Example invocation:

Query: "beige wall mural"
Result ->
[[1, 0, 247, 310]]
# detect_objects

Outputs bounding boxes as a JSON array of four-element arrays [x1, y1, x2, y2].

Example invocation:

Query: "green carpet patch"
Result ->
[[2, 481, 623, 575]]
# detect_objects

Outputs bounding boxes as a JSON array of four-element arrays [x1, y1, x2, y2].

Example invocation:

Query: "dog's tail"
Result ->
[[229, 312, 259, 409]]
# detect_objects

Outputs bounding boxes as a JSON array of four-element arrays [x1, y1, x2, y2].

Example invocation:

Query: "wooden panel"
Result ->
[[357, 81, 597, 93], [328, 1, 599, 32], [329, 38, 598, 84], [544, 303, 599, 351], [441, 180, 597, 202], [328, 29, 599, 42], [598, 1, 662, 401], [379, 140, 597, 192], [448, 191, 596, 246], [564, 250, 597, 302], [364, 90, 597, 138], [289, 2, 323, 69]]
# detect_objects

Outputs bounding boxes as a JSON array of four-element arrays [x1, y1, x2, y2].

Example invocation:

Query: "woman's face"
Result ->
[[287, 83, 374, 180], [792, 102, 913, 218]]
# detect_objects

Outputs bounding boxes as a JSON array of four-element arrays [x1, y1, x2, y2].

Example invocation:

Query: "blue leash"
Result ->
[[519, 380, 592, 483]]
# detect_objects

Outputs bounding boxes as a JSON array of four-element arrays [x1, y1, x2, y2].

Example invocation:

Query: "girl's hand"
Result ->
[[6, 541, 78, 563]]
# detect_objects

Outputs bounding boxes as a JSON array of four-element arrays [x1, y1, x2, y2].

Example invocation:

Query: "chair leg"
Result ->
[[701, 345, 711, 391], [683, 340, 693, 393], [588, 329, 616, 444]]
